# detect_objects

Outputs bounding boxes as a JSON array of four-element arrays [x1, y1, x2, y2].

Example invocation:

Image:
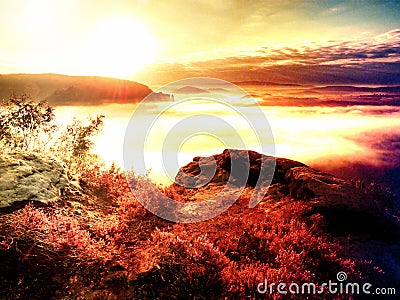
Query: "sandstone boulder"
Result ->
[[175, 149, 303, 188], [0, 152, 74, 210]]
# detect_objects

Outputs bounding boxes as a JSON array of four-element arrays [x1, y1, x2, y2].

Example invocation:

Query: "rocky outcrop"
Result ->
[[175, 149, 304, 188], [0, 153, 75, 210], [174, 149, 399, 238]]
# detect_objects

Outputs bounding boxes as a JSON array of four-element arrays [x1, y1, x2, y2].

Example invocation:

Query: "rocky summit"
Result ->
[[0, 153, 77, 210], [174, 149, 399, 239], [175, 148, 304, 187]]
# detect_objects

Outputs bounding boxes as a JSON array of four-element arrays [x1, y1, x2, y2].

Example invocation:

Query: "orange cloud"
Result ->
[[137, 30, 400, 85]]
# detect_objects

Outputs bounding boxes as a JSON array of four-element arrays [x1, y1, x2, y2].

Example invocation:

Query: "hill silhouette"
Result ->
[[0, 73, 152, 106], [173, 86, 210, 94], [234, 80, 306, 87], [307, 85, 400, 93]]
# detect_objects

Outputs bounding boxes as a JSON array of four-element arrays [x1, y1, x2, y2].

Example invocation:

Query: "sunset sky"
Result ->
[[1, 1, 400, 190], [1, 0, 399, 84]]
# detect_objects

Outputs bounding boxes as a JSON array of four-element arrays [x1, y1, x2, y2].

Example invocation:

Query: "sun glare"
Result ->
[[82, 16, 157, 78], [25, 0, 52, 29]]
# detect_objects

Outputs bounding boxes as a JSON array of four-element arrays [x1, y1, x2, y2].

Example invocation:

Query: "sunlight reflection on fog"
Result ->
[[55, 102, 400, 185]]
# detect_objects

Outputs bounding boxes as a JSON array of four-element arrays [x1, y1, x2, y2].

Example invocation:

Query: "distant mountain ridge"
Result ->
[[308, 85, 400, 93], [234, 80, 305, 87], [173, 86, 210, 94], [0, 73, 152, 106], [234, 81, 400, 93]]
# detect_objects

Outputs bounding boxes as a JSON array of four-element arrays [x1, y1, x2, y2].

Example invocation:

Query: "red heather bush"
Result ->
[[80, 164, 131, 201], [4, 204, 116, 264], [218, 210, 357, 298], [92, 213, 127, 246], [149, 220, 358, 299], [0, 203, 124, 298], [221, 262, 269, 298], [80, 165, 149, 222], [154, 198, 371, 299], [161, 185, 184, 202], [127, 174, 179, 221], [147, 228, 232, 298], [80, 164, 174, 220]]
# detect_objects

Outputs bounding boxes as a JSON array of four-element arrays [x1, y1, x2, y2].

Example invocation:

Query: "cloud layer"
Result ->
[[138, 30, 400, 85]]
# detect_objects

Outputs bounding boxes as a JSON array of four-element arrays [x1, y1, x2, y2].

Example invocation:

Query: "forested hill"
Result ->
[[0, 73, 152, 106]]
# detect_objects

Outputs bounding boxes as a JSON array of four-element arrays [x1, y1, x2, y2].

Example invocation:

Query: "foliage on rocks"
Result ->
[[0, 94, 104, 172]]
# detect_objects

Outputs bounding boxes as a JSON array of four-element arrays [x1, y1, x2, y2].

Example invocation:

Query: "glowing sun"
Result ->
[[82, 16, 157, 78]]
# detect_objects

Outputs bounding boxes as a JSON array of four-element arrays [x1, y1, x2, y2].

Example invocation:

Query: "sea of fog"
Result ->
[[55, 86, 400, 195]]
